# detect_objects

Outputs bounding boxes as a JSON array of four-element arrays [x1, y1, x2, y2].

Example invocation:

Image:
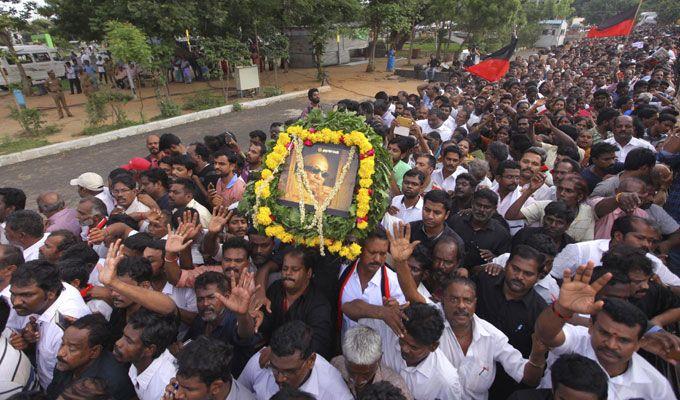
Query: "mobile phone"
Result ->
[[396, 116, 414, 127], [56, 311, 73, 331]]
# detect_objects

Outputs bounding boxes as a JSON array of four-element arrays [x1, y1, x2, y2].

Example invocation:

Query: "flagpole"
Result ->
[[626, 0, 644, 45]]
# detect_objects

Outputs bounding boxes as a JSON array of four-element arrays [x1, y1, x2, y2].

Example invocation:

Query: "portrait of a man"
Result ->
[[277, 144, 358, 216]]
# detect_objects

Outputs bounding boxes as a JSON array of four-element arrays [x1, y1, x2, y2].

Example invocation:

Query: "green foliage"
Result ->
[[449, 0, 523, 51], [517, 0, 573, 47], [261, 32, 289, 61], [232, 102, 243, 112], [104, 21, 152, 66], [8, 107, 46, 136], [81, 120, 139, 136], [0, 137, 50, 155], [85, 90, 133, 126], [182, 90, 225, 111], [573, 0, 636, 25], [240, 110, 391, 253], [262, 86, 283, 97], [158, 98, 182, 118], [201, 36, 250, 80], [364, 0, 415, 71]]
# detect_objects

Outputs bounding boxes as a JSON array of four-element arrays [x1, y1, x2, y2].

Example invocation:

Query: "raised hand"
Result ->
[[557, 263, 611, 316], [215, 271, 260, 316], [99, 239, 126, 286], [208, 206, 232, 234], [165, 224, 194, 254], [527, 172, 546, 193], [386, 222, 421, 263]]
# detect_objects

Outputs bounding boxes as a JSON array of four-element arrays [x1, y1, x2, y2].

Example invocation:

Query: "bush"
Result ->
[[81, 120, 139, 136], [232, 102, 243, 112], [182, 90, 224, 111], [9, 106, 45, 136], [85, 89, 133, 126], [263, 86, 283, 97], [158, 97, 182, 118]]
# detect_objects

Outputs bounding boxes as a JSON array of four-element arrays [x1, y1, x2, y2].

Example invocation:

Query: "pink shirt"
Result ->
[[46, 208, 82, 237], [216, 175, 246, 207], [594, 206, 648, 239]]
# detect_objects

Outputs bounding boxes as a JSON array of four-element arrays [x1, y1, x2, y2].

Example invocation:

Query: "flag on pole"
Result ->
[[586, 6, 638, 38], [465, 36, 517, 83]]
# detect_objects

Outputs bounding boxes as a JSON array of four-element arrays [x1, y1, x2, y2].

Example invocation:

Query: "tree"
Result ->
[[261, 31, 289, 89], [284, 0, 361, 81], [454, 0, 523, 51], [642, 0, 680, 25], [201, 36, 250, 102], [364, 0, 413, 72], [105, 21, 152, 117], [0, 1, 34, 94], [518, 0, 574, 47], [573, 0, 636, 25]]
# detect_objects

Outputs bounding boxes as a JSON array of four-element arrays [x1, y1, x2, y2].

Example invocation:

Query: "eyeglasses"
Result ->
[[304, 166, 329, 179], [111, 188, 133, 195]]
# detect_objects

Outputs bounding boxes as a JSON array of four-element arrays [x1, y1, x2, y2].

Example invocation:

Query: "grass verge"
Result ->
[[0, 137, 51, 155]]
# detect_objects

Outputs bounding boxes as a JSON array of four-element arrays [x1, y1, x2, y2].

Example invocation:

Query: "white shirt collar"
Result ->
[[131, 349, 175, 391]]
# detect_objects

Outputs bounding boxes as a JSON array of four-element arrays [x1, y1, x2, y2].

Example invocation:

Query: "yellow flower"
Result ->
[[273, 145, 287, 156], [261, 169, 273, 180], [357, 220, 368, 230], [260, 186, 271, 199], [349, 243, 362, 256], [256, 207, 273, 226], [278, 133, 291, 144], [328, 240, 343, 253], [359, 178, 373, 187]]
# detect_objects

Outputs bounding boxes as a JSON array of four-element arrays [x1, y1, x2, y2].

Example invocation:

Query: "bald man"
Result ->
[[145, 134, 162, 168], [603, 115, 656, 162], [36, 191, 81, 236]]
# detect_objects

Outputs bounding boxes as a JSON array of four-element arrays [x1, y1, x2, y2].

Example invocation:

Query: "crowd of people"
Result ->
[[1, 25, 680, 400]]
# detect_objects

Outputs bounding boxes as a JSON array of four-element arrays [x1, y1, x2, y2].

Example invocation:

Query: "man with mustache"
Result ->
[[387, 223, 547, 400], [46, 314, 134, 400], [494, 160, 531, 235], [409, 189, 464, 257], [339, 228, 406, 337], [602, 246, 680, 327], [517, 147, 553, 201], [144, 134, 162, 168], [535, 264, 675, 399], [259, 248, 332, 359], [186, 271, 258, 377], [112, 308, 179, 400], [6, 260, 91, 389], [551, 215, 680, 290]]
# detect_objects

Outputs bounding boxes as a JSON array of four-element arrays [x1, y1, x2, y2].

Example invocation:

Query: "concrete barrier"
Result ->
[[0, 86, 330, 167]]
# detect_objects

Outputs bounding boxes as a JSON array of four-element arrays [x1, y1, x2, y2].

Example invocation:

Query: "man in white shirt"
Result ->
[[238, 321, 353, 400], [338, 229, 406, 335], [165, 336, 254, 400], [3, 210, 49, 262], [603, 115, 656, 162], [535, 264, 675, 399], [416, 108, 453, 142], [113, 308, 178, 400], [110, 175, 150, 216], [360, 302, 463, 399], [387, 170, 425, 224], [7, 261, 91, 388], [494, 160, 532, 235], [70, 172, 116, 214], [431, 146, 467, 193], [551, 215, 680, 288]]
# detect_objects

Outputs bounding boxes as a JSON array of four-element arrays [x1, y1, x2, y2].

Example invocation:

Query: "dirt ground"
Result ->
[[0, 57, 426, 145]]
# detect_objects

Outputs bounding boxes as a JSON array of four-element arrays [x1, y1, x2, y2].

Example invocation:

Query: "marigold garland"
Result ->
[[242, 111, 391, 260]]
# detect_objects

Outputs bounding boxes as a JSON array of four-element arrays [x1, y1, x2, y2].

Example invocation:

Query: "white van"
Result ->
[[0, 45, 64, 88]]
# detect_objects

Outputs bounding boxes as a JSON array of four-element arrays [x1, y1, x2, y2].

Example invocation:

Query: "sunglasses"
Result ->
[[304, 166, 329, 179]]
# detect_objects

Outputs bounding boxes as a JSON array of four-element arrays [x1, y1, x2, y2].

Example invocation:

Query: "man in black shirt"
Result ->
[[473, 245, 548, 397], [447, 188, 511, 268], [139, 169, 171, 212], [260, 247, 333, 359], [188, 142, 219, 189], [450, 173, 477, 213], [512, 200, 576, 251], [46, 314, 135, 400], [187, 271, 258, 376], [409, 189, 464, 256]]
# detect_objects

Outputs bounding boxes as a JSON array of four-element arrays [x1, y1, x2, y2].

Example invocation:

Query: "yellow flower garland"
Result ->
[[252, 126, 377, 260]]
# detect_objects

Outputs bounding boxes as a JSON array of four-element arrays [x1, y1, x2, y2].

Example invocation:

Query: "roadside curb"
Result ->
[[0, 85, 330, 167]]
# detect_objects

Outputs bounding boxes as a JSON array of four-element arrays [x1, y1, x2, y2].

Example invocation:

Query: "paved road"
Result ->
[[0, 97, 309, 208]]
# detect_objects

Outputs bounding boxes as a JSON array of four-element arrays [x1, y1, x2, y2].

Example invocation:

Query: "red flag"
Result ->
[[587, 6, 637, 38], [466, 37, 517, 83]]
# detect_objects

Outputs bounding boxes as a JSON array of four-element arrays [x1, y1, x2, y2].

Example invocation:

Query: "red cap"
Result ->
[[121, 157, 151, 171]]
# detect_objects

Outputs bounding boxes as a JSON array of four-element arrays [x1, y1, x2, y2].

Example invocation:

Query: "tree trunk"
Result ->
[[2, 30, 32, 95], [136, 76, 144, 121], [366, 27, 379, 73], [407, 25, 415, 66], [273, 61, 279, 89], [126, 65, 136, 98], [435, 21, 444, 60]]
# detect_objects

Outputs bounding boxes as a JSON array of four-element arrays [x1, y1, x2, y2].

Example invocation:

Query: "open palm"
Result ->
[[216, 271, 259, 315], [557, 263, 611, 315], [386, 222, 420, 263]]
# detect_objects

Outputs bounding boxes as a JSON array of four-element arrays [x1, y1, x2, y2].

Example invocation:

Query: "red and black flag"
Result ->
[[586, 6, 638, 38], [465, 36, 517, 83]]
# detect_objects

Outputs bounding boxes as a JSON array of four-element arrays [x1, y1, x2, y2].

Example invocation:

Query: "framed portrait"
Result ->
[[276, 143, 359, 217]]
